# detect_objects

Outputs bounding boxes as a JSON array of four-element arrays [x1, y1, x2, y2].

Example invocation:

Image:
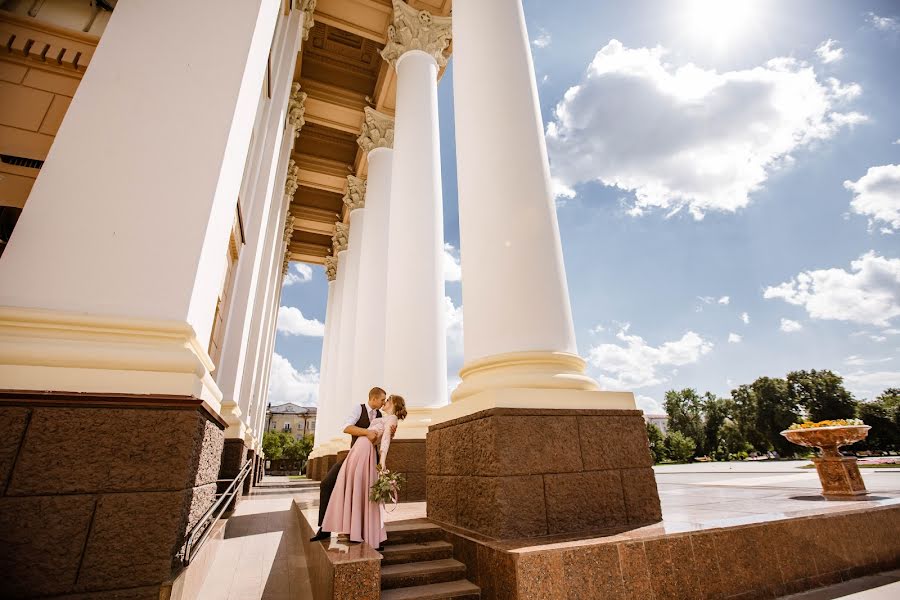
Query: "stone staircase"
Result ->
[[380, 520, 480, 600]]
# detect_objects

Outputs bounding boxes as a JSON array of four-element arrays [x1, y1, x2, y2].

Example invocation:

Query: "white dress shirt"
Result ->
[[342, 404, 377, 430]]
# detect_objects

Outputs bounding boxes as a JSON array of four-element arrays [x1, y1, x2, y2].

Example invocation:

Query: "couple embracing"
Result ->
[[310, 387, 407, 551]]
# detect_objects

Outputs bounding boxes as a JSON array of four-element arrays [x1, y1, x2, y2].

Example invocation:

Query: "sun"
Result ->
[[680, 0, 761, 49]]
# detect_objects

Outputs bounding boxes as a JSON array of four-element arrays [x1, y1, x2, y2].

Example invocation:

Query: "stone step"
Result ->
[[381, 559, 468, 590], [380, 579, 481, 600], [380, 541, 454, 566], [384, 520, 445, 546]]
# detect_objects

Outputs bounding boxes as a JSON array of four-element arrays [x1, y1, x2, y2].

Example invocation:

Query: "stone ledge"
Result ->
[[294, 500, 380, 600], [429, 407, 642, 432], [441, 503, 900, 600]]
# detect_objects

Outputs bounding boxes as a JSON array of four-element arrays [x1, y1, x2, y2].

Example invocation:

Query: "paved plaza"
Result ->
[[199, 462, 900, 599]]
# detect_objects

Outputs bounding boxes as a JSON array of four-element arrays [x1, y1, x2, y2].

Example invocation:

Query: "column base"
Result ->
[[813, 456, 868, 498], [219, 438, 249, 511], [0, 392, 224, 598], [426, 396, 660, 540], [386, 439, 426, 501]]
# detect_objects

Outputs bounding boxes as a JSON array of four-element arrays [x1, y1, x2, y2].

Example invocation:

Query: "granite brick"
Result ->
[[0, 494, 95, 597], [561, 543, 625, 600], [8, 407, 221, 495], [386, 439, 425, 473], [621, 467, 663, 525], [578, 415, 653, 470], [426, 475, 458, 525], [76, 490, 192, 590], [0, 407, 30, 493], [491, 415, 583, 476], [426, 428, 442, 474], [456, 475, 547, 539], [618, 542, 653, 600], [515, 551, 565, 600], [544, 470, 626, 534], [398, 472, 426, 502]]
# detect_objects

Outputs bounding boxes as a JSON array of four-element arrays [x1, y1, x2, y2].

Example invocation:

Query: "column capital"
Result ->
[[324, 255, 338, 281], [281, 212, 295, 276], [287, 83, 307, 137], [380, 0, 451, 69], [298, 0, 317, 41], [342, 175, 367, 212], [357, 107, 395, 154], [284, 159, 300, 198], [332, 221, 349, 253]]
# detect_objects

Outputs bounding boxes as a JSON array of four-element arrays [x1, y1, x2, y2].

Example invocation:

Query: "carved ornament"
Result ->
[[357, 107, 394, 153], [324, 256, 338, 281], [332, 221, 349, 253], [299, 0, 317, 41], [342, 175, 367, 212], [287, 83, 307, 137], [380, 0, 451, 69], [284, 159, 300, 198]]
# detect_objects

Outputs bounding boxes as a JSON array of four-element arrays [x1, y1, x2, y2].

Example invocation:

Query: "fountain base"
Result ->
[[813, 456, 868, 499]]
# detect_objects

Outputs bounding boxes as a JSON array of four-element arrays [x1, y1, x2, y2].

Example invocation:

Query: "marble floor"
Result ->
[[197, 477, 320, 600], [198, 461, 900, 599]]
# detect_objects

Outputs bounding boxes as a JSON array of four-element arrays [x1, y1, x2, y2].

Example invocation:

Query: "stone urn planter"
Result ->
[[781, 424, 871, 499]]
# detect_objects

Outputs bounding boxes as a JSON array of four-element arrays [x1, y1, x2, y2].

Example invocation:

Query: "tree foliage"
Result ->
[[262, 431, 314, 462], [787, 370, 857, 422], [665, 431, 696, 463], [646, 422, 667, 463]]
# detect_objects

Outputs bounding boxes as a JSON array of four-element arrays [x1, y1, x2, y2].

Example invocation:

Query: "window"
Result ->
[[283, 423, 291, 432]]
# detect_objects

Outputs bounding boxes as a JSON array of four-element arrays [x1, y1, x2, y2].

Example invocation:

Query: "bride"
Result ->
[[322, 394, 408, 550]]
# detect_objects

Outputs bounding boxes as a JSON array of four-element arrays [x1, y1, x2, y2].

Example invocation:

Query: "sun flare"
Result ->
[[680, 0, 761, 48]]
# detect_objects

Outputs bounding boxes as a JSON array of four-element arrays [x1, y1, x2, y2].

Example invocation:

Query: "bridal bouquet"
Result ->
[[370, 467, 405, 505]]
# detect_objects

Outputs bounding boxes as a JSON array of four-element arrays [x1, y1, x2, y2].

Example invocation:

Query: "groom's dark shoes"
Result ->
[[309, 529, 330, 542]]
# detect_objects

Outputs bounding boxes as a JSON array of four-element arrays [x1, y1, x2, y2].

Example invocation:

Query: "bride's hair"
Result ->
[[388, 395, 407, 420]]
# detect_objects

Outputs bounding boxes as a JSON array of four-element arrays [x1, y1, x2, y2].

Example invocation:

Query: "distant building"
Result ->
[[643, 413, 668, 435], [266, 403, 317, 440]]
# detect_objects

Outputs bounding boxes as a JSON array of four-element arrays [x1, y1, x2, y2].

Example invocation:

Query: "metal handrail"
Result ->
[[180, 458, 253, 566]]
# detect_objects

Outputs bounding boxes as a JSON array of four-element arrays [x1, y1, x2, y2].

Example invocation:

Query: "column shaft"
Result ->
[[383, 50, 447, 408], [320, 247, 348, 447], [312, 278, 337, 448], [351, 148, 393, 403]]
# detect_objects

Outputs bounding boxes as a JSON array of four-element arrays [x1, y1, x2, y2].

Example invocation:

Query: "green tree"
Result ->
[[664, 389, 705, 456], [730, 384, 768, 452], [714, 418, 751, 461], [646, 422, 667, 463], [283, 435, 315, 462], [787, 370, 857, 422], [702, 396, 730, 458], [665, 431, 696, 463], [262, 431, 293, 460], [751, 376, 799, 456]]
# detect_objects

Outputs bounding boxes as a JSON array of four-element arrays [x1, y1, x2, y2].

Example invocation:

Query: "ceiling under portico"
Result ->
[[286, 0, 452, 265]]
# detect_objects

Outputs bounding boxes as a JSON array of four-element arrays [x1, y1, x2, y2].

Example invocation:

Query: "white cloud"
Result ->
[[268, 353, 319, 406], [443, 243, 462, 282], [740, 312, 750, 325], [283, 263, 313, 286], [718, 296, 730, 305], [815, 39, 844, 63], [728, 333, 742, 343], [893, 139, 900, 145], [868, 12, 900, 32], [844, 164, 900, 232], [843, 370, 900, 399], [636, 394, 664, 414], [764, 252, 900, 327], [780, 318, 803, 333], [545, 40, 866, 219], [532, 29, 551, 48], [276, 305, 325, 337], [588, 327, 713, 389], [443, 295, 464, 360], [845, 355, 894, 367], [591, 324, 606, 334]]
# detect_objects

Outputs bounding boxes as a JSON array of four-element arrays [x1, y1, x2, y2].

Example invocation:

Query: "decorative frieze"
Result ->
[[357, 107, 395, 154], [284, 159, 300, 198], [342, 175, 367, 212], [299, 0, 317, 42], [287, 83, 307, 137], [332, 221, 349, 253], [381, 0, 452, 69], [324, 256, 338, 281]]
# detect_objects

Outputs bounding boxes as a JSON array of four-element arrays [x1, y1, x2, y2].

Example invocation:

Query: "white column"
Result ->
[[350, 108, 395, 406], [326, 185, 365, 451], [311, 258, 338, 453], [0, 0, 281, 408], [315, 222, 349, 453], [441, 0, 633, 417], [381, 0, 450, 414], [217, 12, 304, 440]]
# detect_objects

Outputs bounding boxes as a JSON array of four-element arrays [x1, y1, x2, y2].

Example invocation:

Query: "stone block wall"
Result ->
[[426, 408, 661, 539], [0, 395, 224, 599], [387, 439, 426, 502]]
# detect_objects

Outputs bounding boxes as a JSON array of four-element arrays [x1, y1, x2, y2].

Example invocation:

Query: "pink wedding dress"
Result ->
[[321, 414, 398, 548]]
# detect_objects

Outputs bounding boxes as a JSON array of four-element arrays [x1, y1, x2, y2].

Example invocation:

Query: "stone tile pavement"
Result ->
[[197, 477, 318, 600]]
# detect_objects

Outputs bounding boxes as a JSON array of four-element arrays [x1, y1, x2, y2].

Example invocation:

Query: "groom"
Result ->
[[309, 386, 387, 542]]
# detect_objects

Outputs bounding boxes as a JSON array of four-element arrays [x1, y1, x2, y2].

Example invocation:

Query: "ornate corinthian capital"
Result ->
[[299, 0, 317, 41], [357, 107, 394, 154], [332, 221, 349, 253], [287, 83, 307, 137], [324, 255, 338, 281], [380, 0, 451, 69], [281, 214, 295, 276], [342, 175, 367, 212], [284, 159, 300, 198]]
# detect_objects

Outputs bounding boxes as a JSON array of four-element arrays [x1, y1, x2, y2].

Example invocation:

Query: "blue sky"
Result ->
[[271, 0, 900, 413]]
